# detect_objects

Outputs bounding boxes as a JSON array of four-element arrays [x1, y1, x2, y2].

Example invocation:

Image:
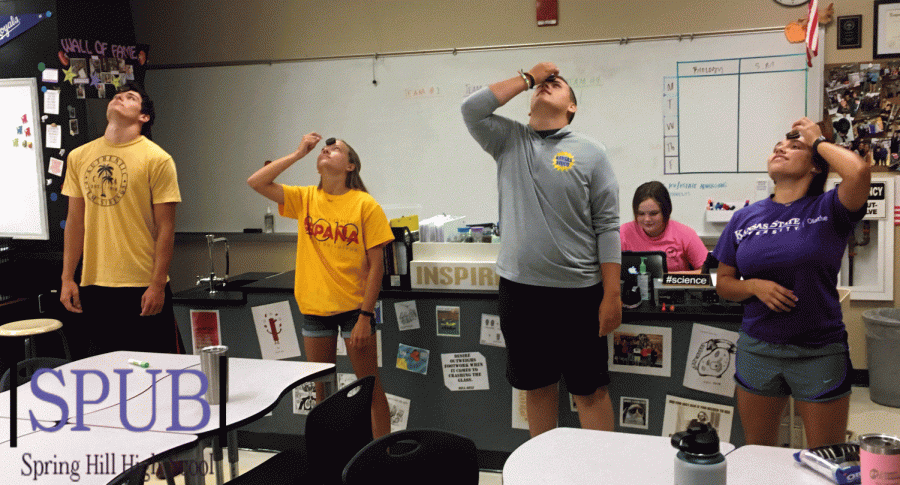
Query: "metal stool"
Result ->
[[1, 319, 71, 448], [0, 318, 71, 361]]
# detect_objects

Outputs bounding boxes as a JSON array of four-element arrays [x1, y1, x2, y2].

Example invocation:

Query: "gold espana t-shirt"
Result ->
[[62, 136, 181, 287], [280, 185, 394, 316]]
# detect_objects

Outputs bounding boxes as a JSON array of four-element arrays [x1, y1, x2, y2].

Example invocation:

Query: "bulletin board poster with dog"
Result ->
[[682, 324, 739, 398], [608, 324, 672, 377]]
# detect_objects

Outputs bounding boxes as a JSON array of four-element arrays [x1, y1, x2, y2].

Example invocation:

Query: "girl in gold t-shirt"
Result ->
[[248, 133, 393, 438]]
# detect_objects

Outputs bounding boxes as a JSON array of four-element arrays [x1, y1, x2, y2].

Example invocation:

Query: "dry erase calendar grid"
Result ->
[[663, 54, 809, 175]]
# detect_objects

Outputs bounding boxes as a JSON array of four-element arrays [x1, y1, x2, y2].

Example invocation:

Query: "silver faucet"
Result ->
[[196, 234, 229, 293]]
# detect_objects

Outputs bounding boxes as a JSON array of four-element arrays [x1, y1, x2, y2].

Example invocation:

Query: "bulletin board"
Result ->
[[146, 29, 823, 237], [0, 78, 48, 240]]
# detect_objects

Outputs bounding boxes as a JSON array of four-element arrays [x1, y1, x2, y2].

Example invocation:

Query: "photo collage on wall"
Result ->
[[67, 53, 137, 99], [56, 40, 148, 104], [825, 61, 900, 170]]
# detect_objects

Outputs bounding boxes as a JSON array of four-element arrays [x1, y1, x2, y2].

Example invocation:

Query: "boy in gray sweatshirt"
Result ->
[[462, 62, 621, 437]]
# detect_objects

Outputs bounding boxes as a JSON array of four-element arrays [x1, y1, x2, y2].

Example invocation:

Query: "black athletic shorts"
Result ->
[[498, 277, 610, 395]]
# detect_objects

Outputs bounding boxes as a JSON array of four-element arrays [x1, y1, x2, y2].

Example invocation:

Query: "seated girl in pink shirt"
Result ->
[[620, 181, 709, 274]]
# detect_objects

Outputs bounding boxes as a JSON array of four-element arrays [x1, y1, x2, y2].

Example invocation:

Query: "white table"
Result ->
[[502, 427, 735, 485], [0, 417, 55, 444], [1, 351, 336, 485], [65, 352, 334, 485], [0, 423, 197, 485], [727, 445, 833, 485], [72, 353, 336, 434]]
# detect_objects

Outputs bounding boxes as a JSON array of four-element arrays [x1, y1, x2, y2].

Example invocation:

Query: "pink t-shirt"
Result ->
[[620, 220, 708, 272]]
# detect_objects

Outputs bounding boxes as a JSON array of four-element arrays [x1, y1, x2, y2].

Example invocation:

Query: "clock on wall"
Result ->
[[773, 0, 809, 6]]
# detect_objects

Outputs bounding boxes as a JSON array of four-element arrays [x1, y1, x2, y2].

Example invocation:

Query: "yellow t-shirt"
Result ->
[[62, 136, 181, 287], [280, 185, 394, 316]]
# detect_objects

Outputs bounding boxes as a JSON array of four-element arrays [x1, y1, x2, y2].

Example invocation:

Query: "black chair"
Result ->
[[228, 375, 375, 485], [0, 356, 70, 392], [342, 428, 479, 485]]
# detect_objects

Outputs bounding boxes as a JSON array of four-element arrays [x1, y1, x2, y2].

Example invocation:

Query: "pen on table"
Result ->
[[128, 358, 150, 368]]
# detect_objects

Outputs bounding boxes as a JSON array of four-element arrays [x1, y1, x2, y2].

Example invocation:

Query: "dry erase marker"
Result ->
[[128, 358, 150, 368]]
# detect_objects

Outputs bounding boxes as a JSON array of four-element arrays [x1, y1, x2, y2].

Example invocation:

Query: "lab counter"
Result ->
[[172, 271, 278, 305], [623, 300, 744, 322], [172, 270, 747, 467]]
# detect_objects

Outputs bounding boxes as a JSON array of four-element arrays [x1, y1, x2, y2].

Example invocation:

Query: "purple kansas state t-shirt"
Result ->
[[713, 189, 863, 347]]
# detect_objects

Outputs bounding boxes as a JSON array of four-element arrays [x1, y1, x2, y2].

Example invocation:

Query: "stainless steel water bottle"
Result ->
[[672, 422, 727, 485]]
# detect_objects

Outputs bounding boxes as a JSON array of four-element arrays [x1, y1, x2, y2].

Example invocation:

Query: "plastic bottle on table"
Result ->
[[264, 206, 275, 233], [470, 227, 484, 243], [637, 257, 650, 301]]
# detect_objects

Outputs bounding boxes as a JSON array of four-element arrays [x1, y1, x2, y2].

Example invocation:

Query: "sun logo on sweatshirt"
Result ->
[[552, 152, 575, 172]]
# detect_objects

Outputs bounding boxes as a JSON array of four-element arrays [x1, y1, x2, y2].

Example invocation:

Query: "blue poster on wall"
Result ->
[[0, 13, 50, 50]]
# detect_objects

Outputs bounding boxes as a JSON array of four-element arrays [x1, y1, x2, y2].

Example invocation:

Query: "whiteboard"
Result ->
[[0, 78, 49, 240], [145, 30, 822, 237]]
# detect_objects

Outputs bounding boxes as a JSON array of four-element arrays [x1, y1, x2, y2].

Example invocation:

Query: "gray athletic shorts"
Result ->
[[734, 332, 852, 403]]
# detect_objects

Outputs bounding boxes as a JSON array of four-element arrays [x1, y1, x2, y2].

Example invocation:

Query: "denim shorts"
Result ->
[[302, 309, 373, 339], [734, 332, 852, 403]]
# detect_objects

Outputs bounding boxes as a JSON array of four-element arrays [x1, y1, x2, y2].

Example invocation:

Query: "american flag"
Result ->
[[806, 0, 819, 67]]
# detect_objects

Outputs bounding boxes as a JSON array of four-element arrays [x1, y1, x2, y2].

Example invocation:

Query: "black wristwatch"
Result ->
[[812, 135, 828, 154], [359, 310, 376, 320]]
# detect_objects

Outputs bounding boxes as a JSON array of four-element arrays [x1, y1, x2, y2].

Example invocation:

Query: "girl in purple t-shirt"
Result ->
[[713, 117, 870, 449]]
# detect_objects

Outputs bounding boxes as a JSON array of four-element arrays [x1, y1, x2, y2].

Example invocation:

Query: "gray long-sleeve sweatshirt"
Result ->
[[462, 87, 620, 288]]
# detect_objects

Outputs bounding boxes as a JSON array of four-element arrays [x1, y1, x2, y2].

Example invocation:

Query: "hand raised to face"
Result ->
[[527, 62, 560, 85], [297, 132, 322, 156], [789, 117, 823, 146]]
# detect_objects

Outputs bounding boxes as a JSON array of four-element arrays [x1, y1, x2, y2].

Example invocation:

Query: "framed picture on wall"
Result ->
[[838, 15, 862, 50], [875, 1, 900, 58], [608, 324, 672, 377]]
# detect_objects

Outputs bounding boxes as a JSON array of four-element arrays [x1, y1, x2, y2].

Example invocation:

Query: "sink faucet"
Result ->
[[196, 234, 229, 293]]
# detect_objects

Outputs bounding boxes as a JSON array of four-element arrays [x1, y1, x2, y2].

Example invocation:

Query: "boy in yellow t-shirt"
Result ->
[[60, 83, 182, 358]]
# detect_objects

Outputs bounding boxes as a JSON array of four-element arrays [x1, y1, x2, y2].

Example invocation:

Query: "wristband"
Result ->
[[518, 70, 535, 89], [359, 310, 376, 319], [524, 72, 535, 89]]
